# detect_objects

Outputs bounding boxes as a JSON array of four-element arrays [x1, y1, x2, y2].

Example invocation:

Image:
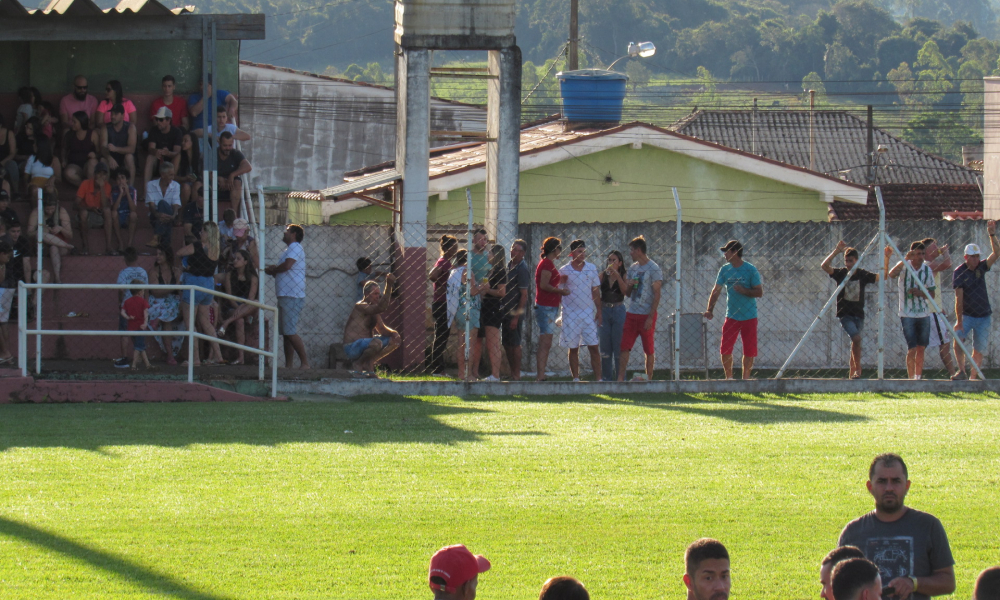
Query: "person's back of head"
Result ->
[[454, 249, 468, 267], [123, 246, 138, 265], [429, 544, 490, 600], [357, 257, 372, 272], [831, 558, 880, 600], [974, 567, 1000, 600], [130, 277, 145, 297], [287, 224, 304, 243], [821, 546, 865, 600], [539, 576, 589, 600], [440, 234, 457, 254]]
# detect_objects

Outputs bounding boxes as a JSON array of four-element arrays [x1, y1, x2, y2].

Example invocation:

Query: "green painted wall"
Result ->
[[330, 143, 835, 225], [1, 40, 238, 94]]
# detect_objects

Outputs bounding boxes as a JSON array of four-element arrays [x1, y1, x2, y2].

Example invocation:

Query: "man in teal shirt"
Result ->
[[704, 240, 764, 379]]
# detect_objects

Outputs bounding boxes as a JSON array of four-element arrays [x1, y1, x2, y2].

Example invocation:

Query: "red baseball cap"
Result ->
[[428, 544, 491, 593]]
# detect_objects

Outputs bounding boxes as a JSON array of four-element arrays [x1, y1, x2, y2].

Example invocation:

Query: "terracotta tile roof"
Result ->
[[672, 110, 980, 186], [830, 184, 983, 220]]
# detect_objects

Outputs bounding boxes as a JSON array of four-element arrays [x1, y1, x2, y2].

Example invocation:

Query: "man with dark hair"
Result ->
[[100, 103, 136, 185], [886, 241, 936, 379], [831, 557, 882, 600], [618, 235, 662, 382], [188, 76, 237, 140], [143, 106, 183, 199], [839, 453, 955, 600], [559, 239, 602, 382], [265, 224, 309, 369], [216, 132, 251, 202], [705, 239, 763, 380], [428, 234, 459, 374], [918, 237, 960, 379], [538, 576, 589, 600], [428, 544, 490, 600], [355, 256, 387, 302], [149, 75, 189, 130], [822, 240, 878, 379], [974, 566, 1000, 600], [953, 221, 1000, 380], [684, 538, 730, 600], [821, 546, 867, 600], [74, 161, 115, 256], [503, 239, 530, 380]]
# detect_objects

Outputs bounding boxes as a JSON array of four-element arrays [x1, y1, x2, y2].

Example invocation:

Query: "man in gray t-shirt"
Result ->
[[618, 236, 663, 382], [838, 453, 955, 600]]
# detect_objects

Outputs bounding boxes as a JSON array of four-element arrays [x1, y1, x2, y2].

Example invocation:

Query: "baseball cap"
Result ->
[[428, 545, 491, 593], [153, 106, 173, 120], [232, 217, 249, 236], [94, 162, 109, 174], [965, 243, 982, 256], [720, 239, 743, 254]]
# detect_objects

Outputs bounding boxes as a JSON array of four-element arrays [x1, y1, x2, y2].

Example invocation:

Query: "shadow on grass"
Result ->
[[0, 401, 546, 452], [0, 515, 232, 600]]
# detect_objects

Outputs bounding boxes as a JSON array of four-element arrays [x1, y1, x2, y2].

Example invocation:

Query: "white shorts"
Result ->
[[927, 312, 953, 348], [560, 313, 599, 348]]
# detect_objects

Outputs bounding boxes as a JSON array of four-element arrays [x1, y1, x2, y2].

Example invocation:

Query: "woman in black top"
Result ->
[[176, 221, 224, 365], [218, 249, 259, 365], [62, 111, 98, 187], [599, 250, 628, 381], [479, 243, 508, 381], [178, 131, 202, 206]]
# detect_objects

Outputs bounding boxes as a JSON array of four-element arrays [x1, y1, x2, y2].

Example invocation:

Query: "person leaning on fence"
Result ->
[[535, 237, 570, 382], [705, 239, 761, 380], [885, 241, 936, 380], [599, 249, 627, 381], [265, 223, 310, 370], [558, 239, 602, 382], [342, 274, 400, 375], [619, 236, 663, 382], [920, 237, 960, 380], [428, 234, 458, 375], [502, 239, 531, 381], [821, 241, 879, 380], [478, 244, 508, 382], [447, 250, 482, 382], [953, 221, 1000, 381]]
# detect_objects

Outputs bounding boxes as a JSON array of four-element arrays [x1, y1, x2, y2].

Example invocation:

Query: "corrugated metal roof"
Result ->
[[3, 0, 192, 15], [672, 110, 980, 186]]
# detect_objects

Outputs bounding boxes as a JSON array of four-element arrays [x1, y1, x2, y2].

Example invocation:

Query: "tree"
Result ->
[[832, 0, 901, 58], [694, 66, 720, 109], [876, 36, 920, 72], [625, 61, 651, 92], [901, 111, 979, 161], [801, 72, 828, 105], [887, 61, 919, 105], [824, 42, 862, 91]]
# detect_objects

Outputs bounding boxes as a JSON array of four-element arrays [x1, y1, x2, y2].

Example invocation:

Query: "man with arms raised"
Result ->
[[342, 275, 400, 374], [428, 544, 490, 600], [839, 453, 955, 600], [953, 220, 1000, 380], [683, 538, 730, 600], [821, 546, 866, 600], [831, 557, 883, 600]]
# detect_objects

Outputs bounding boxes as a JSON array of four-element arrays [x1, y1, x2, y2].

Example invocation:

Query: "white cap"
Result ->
[[964, 243, 982, 256]]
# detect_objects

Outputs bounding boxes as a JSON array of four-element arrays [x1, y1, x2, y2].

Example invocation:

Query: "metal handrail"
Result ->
[[17, 282, 281, 398]]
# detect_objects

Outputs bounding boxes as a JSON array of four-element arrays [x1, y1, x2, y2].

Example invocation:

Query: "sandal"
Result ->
[[228, 358, 243, 365]]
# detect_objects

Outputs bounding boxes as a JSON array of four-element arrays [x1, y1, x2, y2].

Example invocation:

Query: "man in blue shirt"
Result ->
[[953, 220, 1000, 379], [187, 76, 237, 141], [705, 240, 763, 380]]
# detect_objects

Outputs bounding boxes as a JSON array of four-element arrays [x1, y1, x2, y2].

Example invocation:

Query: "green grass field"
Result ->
[[2, 393, 998, 600]]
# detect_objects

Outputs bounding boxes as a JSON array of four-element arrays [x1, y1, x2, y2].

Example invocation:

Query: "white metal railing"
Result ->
[[17, 283, 281, 398]]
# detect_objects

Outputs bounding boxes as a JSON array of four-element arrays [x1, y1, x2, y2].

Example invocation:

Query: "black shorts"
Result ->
[[501, 314, 522, 347], [479, 302, 504, 332]]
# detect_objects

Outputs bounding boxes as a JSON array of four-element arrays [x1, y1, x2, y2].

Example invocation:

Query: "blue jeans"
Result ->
[[956, 314, 992, 353], [839, 316, 864, 339], [900, 316, 930, 349], [149, 200, 175, 240], [535, 305, 559, 335], [599, 303, 626, 381]]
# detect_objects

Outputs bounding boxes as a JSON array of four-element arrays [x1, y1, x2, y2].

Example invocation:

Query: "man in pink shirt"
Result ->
[[59, 75, 99, 128], [149, 75, 189, 131]]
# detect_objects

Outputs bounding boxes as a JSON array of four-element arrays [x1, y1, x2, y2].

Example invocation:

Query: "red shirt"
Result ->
[[150, 96, 190, 128], [76, 179, 111, 210], [122, 295, 150, 331], [432, 256, 452, 303], [535, 258, 561, 307]]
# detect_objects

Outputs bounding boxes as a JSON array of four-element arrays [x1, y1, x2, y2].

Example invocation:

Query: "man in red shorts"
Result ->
[[617, 235, 662, 381], [705, 240, 763, 379]]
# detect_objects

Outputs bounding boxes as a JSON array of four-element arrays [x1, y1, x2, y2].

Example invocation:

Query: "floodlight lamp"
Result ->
[[636, 41, 656, 58]]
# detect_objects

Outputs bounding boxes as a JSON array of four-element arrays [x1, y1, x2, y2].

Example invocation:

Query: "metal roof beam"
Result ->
[[0, 13, 264, 41]]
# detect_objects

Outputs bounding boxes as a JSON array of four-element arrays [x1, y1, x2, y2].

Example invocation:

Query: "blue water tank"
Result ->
[[556, 69, 629, 122]]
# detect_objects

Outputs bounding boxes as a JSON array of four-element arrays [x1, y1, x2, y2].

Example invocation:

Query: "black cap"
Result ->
[[720, 239, 743, 254], [95, 162, 109, 173]]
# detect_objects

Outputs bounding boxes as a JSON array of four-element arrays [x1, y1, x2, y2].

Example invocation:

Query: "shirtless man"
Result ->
[[342, 274, 401, 373]]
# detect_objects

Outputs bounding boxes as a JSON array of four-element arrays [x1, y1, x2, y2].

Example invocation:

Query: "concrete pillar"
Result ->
[[485, 46, 521, 250], [394, 47, 432, 371]]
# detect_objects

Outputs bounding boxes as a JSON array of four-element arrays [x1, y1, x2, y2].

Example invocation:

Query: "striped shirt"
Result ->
[[897, 262, 936, 318]]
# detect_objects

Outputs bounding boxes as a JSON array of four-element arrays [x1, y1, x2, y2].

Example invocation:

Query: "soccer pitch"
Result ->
[[1, 393, 998, 600]]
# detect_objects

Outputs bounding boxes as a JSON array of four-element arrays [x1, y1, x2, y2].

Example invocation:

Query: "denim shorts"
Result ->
[[132, 335, 146, 352], [900, 316, 930, 349], [535, 304, 559, 335], [956, 314, 992, 353], [839, 316, 864, 339], [343, 335, 392, 361], [180, 274, 216, 306]]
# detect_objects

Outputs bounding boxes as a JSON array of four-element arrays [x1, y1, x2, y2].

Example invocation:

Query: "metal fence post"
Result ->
[[18, 282, 26, 376], [876, 186, 886, 380], [464, 188, 473, 382], [672, 187, 681, 381], [271, 304, 279, 397], [35, 189, 43, 374], [188, 287, 196, 383], [257, 185, 266, 381]]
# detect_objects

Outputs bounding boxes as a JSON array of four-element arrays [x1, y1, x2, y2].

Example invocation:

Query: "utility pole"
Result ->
[[568, 0, 578, 70]]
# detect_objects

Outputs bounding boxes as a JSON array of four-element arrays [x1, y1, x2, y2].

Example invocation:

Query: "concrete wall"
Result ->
[[271, 220, 1000, 374], [329, 143, 837, 225], [239, 64, 486, 193], [985, 77, 1000, 219]]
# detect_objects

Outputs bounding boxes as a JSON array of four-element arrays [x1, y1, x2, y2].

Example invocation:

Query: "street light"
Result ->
[[607, 41, 656, 70]]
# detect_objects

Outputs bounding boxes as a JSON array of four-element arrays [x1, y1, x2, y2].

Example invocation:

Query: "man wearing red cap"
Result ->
[[429, 544, 490, 600]]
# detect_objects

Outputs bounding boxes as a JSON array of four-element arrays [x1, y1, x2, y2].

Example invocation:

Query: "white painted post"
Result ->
[[876, 186, 886, 380], [271, 303, 279, 398], [188, 287, 196, 383], [35, 189, 42, 374], [257, 185, 266, 381], [464, 188, 473, 382], [18, 282, 26, 376], [672, 187, 681, 381]]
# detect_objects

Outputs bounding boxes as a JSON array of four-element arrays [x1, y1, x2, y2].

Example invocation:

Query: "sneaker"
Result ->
[[572, 378, 581, 382], [113, 357, 130, 369], [482, 375, 500, 382]]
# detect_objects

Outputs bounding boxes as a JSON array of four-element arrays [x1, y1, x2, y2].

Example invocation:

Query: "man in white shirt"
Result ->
[[144, 161, 181, 247], [265, 224, 310, 369], [558, 239, 602, 382], [886, 241, 936, 379]]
